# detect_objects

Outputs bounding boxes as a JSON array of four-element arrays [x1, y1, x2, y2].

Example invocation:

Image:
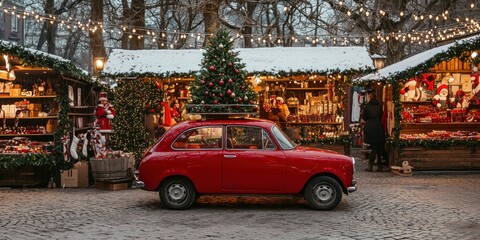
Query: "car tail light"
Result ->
[[351, 157, 356, 174]]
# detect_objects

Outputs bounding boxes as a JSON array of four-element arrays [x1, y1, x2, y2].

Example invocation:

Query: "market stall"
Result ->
[[0, 40, 97, 187], [356, 34, 480, 170], [101, 46, 375, 156]]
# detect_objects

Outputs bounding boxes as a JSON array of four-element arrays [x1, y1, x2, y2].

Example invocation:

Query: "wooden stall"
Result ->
[[357, 35, 480, 170], [0, 41, 96, 187]]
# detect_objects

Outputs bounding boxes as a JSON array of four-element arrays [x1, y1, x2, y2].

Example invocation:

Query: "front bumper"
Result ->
[[347, 179, 357, 193]]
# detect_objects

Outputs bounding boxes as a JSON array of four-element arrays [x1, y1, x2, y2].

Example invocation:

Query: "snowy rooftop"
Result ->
[[102, 46, 374, 77], [357, 34, 480, 82]]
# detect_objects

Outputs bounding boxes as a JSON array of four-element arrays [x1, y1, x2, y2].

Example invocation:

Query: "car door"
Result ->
[[172, 126, 224, 192], [222, 125, 287, 192]]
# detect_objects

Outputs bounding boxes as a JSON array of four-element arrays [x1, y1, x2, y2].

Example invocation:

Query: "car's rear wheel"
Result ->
[[304, 176, 342, 210], [159, 178, 196, 210]]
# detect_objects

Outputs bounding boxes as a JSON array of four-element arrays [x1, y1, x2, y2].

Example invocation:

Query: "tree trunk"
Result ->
[[89, 0, 107, 75], [45, 0, 56, 54], [129, 0, 146, 50], [203, 0, 221, 47]]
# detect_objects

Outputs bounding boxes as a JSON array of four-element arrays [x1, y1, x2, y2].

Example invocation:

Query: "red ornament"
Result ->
[[213, 100, 218, 104], [235, 69, 239, 74], [227, 89, 232, 95], [219, 80, 225, 85], [238, 97, 242, 102], [209, 82, 214, 87], [228, 78, 233, 83], [201, 80, 206, 85], [155, 82, 162, 89], [205, 91, 209, 95], [149, 109, 155, 113], [209, 65, 216, 71], [220, 93, 224, 97], [228, 62, 233, 67]]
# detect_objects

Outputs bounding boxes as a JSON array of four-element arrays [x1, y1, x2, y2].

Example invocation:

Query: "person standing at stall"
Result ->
[[362, 91, 388, 172]]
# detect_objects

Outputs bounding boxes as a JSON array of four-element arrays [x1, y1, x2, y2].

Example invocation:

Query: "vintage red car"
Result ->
[[134, 118, 356, 210]]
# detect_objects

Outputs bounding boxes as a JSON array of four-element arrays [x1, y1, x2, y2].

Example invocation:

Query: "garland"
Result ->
[[396, 138, 480, 148], [0, 154, 57, 169], [297, 135, 351, 145]]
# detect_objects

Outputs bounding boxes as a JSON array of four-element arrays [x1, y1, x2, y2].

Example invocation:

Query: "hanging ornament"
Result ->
[[238, 97, 243, 102], [205, 91, 209, 95], [228, 78, 233, 84], [209, 82, 214, 87], [222, 59, 225, 62], [244, 96, 248, 101], [227, 89, 232, 95], [220, 93, 224, 97], [201, 80, 206, 85], [213, 100, 218, 104], [219, 43, 224, 48], [230, 92, 236, 98], [219, 79, 225, 85], [209, 65, 216, 71], [229, 62, 233, 67], [201, 100, 205, 104], [235, 69, 239, 74]]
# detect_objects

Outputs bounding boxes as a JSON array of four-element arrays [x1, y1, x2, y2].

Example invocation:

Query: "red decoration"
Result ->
[[228, 78, 233, 83], [227, 89, 232, 95], [219, 80, 224, 85], [205, 91, 209, 95], [209, 65, 216, 71], [201, 80, 205, 85], [209, 82, 214, 87]]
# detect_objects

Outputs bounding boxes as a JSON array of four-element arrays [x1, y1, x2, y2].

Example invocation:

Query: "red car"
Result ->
[[134, 118, 356, 210]]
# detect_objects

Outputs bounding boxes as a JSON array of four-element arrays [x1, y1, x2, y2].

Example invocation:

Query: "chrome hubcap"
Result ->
[[314, 184, 334, 202], [167, 183, 187, 202]]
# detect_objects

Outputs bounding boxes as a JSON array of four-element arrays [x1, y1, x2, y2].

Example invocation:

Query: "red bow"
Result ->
[[421, 74, 435, 90]]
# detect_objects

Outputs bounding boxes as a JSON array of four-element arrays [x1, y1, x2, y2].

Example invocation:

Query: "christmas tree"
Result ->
[[186, 28, 258, 114]]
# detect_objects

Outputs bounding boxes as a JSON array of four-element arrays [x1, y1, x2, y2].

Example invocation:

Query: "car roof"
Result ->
[[173, 117, 275, 130]]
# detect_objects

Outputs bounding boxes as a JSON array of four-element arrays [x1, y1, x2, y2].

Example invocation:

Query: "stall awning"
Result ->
[[102, 46, 375, 78]]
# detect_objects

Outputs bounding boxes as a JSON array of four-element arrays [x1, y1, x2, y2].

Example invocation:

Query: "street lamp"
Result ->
[[93, 57, 106, 76], [371, 54, 387, 70]]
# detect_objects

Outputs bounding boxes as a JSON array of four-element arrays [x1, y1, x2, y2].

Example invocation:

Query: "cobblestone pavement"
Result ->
[[1, 150, 480, 240]]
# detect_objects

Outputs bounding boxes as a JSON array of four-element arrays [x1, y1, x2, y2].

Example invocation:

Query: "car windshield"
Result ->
[[271, 125, 297, 150]]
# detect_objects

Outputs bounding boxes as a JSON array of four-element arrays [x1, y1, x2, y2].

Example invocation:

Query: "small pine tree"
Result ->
[[187, 28, 258, 114], [110, 78, 153, 167]]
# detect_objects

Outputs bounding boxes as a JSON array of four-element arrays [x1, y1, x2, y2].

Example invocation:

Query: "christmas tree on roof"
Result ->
[[186, 28, 258, 115]]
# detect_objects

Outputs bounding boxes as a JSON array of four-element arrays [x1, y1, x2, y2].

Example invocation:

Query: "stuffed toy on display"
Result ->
[[452, 90, 470, 109], [471, 72, 480, 106], [94, 92, 116, 131], [432, 84, 450, 109], [400, 79, 421, 101]]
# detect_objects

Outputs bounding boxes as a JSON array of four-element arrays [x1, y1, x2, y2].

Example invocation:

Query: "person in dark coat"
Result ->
[[362, 91, 388, 172]]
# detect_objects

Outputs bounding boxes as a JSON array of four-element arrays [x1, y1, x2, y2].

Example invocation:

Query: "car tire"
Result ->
[[159, 178, 196, 210], [304, 176, 342, 211]]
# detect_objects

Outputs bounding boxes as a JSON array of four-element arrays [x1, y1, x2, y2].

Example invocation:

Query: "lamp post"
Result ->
[[371, 54, 387, 70]]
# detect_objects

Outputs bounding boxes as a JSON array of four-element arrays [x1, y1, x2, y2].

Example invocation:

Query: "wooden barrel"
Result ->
[[90, 158, 129, 180]]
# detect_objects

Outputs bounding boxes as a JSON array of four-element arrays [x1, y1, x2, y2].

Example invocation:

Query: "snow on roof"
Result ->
[[102, 46, 374, 77], [357, 34, 480, 82]]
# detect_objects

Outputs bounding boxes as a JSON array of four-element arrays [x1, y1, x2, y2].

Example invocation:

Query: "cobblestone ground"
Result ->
[[1, 150, 479, 240]]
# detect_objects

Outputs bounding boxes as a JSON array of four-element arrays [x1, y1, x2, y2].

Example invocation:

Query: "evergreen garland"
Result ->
[[54, 79, 73, 170], [110, 78, 152, 167]]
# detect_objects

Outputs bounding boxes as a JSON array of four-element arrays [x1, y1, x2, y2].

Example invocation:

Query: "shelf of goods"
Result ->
[[392, 100, 480, 170], [0, 73, 95, 187], [265, 80, 349, 155]]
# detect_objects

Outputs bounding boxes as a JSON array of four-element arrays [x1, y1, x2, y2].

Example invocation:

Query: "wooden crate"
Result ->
[[95, 178, 130, 191]]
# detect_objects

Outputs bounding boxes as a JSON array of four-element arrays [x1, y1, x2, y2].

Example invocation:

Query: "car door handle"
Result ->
[[224, 154, 236, 158]]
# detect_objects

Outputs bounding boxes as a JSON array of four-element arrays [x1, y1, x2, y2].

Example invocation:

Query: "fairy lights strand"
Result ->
[[1, 4, 479, 47]]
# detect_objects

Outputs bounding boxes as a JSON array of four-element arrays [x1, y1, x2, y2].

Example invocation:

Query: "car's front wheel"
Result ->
[[304, 176, 342, 210], [159, 178, 196, 210]]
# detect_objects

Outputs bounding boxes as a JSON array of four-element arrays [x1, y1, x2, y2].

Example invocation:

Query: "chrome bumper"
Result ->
[[131, 169, 145, 189], [347, 179, 357, 193], [132, 180, 145, 189]]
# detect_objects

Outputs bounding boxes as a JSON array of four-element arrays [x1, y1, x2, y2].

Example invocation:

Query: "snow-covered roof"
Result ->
[[102, 46, 374, 78], [0, 40, 91, 80], [357, 34, 480, 82]]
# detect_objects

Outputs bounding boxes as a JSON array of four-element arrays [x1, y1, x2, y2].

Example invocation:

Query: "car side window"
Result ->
[[172, 126, 223, 150], [227, 126, 275, 150]]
